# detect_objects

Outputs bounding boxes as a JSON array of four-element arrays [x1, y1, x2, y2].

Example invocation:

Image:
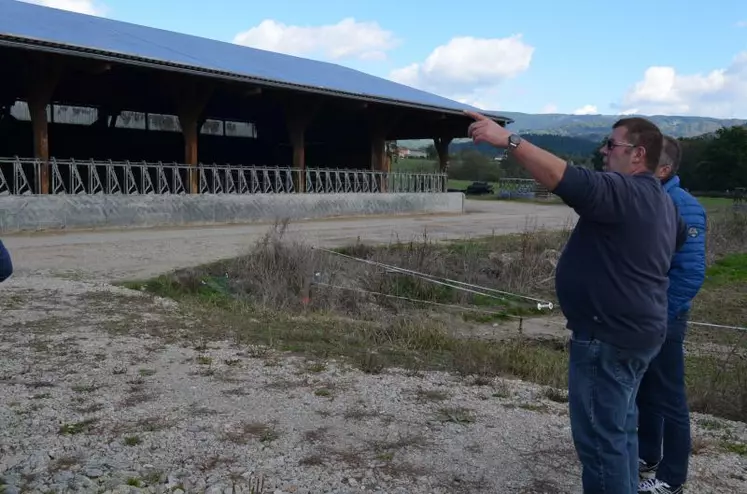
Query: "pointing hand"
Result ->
[[465, 110, 511, 148]]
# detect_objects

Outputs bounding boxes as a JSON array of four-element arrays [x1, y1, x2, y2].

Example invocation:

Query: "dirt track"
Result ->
[[4, 200, 576, 282]]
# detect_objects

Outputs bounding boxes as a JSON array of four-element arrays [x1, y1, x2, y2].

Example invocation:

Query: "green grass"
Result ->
[[690, 251, 747, 333], [689, 251, 747, 351], [704, 253, 747, 286], [696, 196, 735, 212], [392, 158, 439, 173]]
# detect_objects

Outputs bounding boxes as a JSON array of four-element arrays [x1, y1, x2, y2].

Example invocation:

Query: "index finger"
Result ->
[[463, 110, 488, 121]]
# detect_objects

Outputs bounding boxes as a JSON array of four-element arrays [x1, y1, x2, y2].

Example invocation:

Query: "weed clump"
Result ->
[[146, 218, 571, 322]]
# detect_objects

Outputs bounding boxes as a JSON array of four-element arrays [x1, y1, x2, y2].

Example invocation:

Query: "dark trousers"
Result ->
[[569, 332, 662, 494], [636, 312, 691, 487]]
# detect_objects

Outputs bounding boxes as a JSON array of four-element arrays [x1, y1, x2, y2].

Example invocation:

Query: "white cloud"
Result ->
[[21, 0, 106, 16], [737, 20, 747, 27], [233, 18, 399, 61], [388, 34, 534, 110], [619, 52, 747, 117], [573, 104, 598, 115]]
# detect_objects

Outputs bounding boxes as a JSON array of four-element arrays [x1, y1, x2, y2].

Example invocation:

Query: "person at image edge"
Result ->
[[636, 134, 707, 494], [0, 239, 12, 283]]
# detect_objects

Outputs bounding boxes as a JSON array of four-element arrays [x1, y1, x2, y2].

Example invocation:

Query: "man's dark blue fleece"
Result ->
[[0, 240, 13, 282], [552, 164, 686, 349]]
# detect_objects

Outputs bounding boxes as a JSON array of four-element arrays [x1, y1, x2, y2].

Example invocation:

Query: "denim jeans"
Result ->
[[636, 311, 691, 487], [568, 331, 663, 494]]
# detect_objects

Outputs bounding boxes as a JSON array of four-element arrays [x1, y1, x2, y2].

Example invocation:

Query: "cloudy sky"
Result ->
[[17, 0, 747, 118]]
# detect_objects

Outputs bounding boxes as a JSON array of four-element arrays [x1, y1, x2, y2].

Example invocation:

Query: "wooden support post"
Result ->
[[368, 111, 399, 192], [25, 56, 61, 194], [371, 134, 386, 171], [434, 136, 453, 172], [173, 80, 213, 194], [27, 96, 50, 194], [284, 101, 318, 193], [180, 112, 199, 193], [371, 133, 387, 192], [287, 118, 307, 192], [434, 136, 453, 192]]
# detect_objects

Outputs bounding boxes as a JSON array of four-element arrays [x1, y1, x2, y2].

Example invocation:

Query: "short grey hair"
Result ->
[[659, 135, 681, 177]]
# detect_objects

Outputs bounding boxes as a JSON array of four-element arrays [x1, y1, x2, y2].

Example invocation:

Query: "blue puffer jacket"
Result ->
[[664, 175, 707, 319], [0, 239, 12, 282]]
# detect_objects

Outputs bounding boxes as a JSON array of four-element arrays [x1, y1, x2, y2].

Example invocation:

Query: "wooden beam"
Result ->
[[367, 109, 401, 171], [24, 54, 62, 194], [371, 134, 386, 171], [283, 97, 321, 192], [434, 136, 453, 174], [367, 108, 401, 192], [171, 79, 213, 193]]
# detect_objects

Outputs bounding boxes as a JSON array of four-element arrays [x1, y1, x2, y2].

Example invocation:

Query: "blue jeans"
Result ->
[[568, 331, 662, 494], [636, 311, 690, 487]]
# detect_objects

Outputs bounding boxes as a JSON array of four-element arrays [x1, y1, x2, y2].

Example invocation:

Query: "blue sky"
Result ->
[[21, 0, 747, 118]]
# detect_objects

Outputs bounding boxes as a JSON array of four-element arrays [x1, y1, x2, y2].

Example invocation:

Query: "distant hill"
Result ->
[[450, 133, 599, 158], [498, 111, 746, 140], [398, 112, 747, 150]]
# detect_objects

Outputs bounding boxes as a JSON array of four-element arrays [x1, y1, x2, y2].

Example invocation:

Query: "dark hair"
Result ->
[[660, 135, 682, 176], [612, 117, 663, 171]]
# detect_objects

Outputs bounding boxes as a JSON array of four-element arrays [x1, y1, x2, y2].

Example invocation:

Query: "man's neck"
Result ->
[[629, 166, 653, 176]]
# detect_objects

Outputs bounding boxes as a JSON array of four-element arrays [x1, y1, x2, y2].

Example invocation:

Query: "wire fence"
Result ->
[[0, 157, 448, 195]]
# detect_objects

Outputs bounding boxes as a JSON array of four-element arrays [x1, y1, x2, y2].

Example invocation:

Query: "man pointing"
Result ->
[[465, 111, 686, 494]]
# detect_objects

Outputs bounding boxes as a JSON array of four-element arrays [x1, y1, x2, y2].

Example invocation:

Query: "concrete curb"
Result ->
[[0, 193, 465, 234]]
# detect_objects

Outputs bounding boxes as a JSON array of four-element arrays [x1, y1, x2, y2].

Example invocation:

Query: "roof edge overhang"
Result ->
[[0, 34, 514, 126]]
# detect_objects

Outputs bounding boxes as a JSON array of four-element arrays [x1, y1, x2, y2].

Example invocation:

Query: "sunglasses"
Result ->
[[604, 138, 636, 150]]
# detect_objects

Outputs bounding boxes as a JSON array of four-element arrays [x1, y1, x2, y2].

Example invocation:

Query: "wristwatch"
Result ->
[[508, 133, 522, 150]]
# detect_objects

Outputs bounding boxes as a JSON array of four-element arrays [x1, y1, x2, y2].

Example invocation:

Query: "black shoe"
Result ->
[[638, 458, 659, 480]]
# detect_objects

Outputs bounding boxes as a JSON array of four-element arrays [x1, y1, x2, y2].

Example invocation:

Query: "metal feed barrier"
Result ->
[[0, 157, 448, 195]]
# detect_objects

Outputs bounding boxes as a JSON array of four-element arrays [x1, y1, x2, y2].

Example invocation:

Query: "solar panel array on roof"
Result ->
[[0, 0, 511, 122]]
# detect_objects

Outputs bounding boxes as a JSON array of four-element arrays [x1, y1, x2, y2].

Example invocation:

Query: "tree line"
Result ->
[[438, 126, 747, 193], [441, 134, 598, 183], [675, 126, 747, 194]]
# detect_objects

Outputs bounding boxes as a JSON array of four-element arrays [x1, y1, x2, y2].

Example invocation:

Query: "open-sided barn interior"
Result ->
[[0, 0, 511, 195]]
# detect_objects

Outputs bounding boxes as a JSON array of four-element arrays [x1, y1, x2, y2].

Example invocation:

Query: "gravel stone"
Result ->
[[83, 466, 105, 478]]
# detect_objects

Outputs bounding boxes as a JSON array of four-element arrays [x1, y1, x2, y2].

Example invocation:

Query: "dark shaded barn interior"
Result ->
[[0, 2, 510, 194]]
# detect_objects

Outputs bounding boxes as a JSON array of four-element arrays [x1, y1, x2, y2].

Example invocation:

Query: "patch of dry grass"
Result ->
[[127, 219, 570, 321], [127, 210, 746, 423]]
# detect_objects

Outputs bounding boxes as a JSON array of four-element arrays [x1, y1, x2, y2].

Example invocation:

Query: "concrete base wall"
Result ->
[[0, 193, 464, 234]]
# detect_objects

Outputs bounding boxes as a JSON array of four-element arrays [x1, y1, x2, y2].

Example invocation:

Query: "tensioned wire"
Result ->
[[310, 247, 747, 333]]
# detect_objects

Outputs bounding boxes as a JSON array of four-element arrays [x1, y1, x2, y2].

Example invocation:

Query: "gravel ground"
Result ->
[[2, 275, 746, 493], [1, 204, 745, 493]]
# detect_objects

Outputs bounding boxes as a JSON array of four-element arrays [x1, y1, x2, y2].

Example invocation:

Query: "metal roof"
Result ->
[[0, 1, 512, 124]]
